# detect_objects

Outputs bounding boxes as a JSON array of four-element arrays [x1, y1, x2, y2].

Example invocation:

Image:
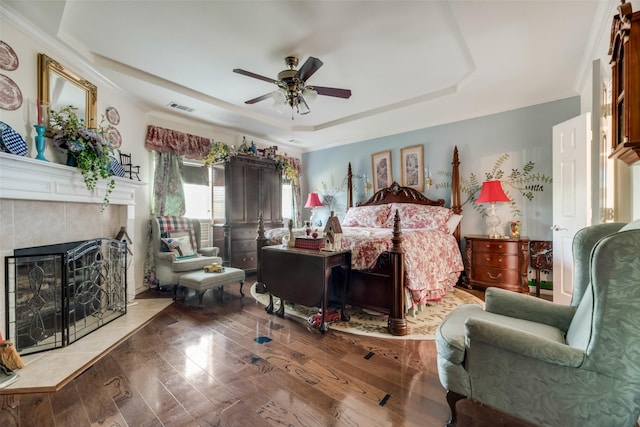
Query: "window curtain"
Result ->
[[152, 152, 186, 216], [144, 152, 186, 286], [285, 156, 303, 227]]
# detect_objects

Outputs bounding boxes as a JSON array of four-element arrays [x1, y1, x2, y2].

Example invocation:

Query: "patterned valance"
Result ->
[[145, 125, 212, 159]]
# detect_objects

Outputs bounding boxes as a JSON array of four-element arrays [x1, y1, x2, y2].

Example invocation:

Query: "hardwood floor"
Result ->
[[0, 284, 540, 427]]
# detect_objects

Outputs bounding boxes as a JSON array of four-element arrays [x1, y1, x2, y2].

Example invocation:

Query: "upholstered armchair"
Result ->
[[436, 222, 640, 427], [151, 216, 221, 287]]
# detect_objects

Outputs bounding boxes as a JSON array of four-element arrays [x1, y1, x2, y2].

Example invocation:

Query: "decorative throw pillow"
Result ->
[[385, 203, 452, 231], [0, 121, 27, 156], [160, 236, 197, 258], [160, 228, 197, 253], [109, 155, 126, 177], [342, 205, 391, 228]]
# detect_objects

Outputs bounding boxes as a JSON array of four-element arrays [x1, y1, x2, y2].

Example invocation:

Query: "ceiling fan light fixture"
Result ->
[[302, 87, 318, 104], [296, 94, 310, 115], [234, 55, 351, 119], [271, 88, 286, 105]]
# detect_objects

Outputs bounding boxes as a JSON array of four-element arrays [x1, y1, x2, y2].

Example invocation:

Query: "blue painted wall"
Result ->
[[302, 96, 580, 240]]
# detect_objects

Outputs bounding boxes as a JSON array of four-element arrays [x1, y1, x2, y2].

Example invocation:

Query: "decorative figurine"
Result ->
[[287, 219, 296, 248]]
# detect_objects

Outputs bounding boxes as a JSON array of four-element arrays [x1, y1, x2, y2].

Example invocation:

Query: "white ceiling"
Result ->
[[5, 0, 612, 152]]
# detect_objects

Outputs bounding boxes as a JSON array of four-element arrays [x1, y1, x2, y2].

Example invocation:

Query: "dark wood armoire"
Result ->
[[211, 155, 283, 272], [609, 1, 640, 164]]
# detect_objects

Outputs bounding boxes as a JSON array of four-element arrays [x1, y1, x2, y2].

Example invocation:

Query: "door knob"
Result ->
[[551, 225, 567, 231]]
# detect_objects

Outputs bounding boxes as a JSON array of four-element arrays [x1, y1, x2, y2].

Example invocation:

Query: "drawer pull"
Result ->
[[485, 257, 491, 262], [498, 244, 503, 249], [487, 272, 502, 280]]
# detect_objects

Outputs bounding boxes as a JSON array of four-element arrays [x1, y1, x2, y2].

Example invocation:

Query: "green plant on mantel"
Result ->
[[49, 105, 115, 210], [436, 152, 552, 218]]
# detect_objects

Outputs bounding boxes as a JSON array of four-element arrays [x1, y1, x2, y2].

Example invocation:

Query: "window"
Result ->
[[183, 164, 211, 219], [282, 180, 293, 222]]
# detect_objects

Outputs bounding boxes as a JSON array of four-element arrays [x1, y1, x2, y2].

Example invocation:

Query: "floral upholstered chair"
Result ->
[[151, 216, 221, 288], [435, 221, 640, 427]]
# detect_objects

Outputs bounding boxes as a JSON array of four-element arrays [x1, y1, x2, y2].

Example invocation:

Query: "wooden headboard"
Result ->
[[347, 146, 462, 241]]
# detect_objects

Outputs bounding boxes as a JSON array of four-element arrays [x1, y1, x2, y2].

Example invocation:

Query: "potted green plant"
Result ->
[[49, 105, 115, 209]]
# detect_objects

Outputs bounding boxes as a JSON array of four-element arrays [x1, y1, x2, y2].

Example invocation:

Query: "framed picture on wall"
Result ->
[[400, 145, 424, 191], [371, 150, 392, 193]]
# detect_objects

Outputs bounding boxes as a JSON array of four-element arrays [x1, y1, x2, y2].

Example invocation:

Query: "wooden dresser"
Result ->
[[211, 155, 283, 272], [464, 235, 530, 293]]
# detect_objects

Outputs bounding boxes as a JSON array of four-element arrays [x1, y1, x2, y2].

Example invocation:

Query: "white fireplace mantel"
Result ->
[[0, 152, 145, 204]]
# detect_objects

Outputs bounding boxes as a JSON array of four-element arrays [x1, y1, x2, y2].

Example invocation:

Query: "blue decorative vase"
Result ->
[[34, 125, 48, 161], [66, 154, 77, 167]]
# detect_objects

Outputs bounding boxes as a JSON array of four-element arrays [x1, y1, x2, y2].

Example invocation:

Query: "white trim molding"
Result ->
[[0, 152, 144, 205]]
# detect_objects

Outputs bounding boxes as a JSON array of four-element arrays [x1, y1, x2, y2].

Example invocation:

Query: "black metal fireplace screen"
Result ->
[[4, 238, 127, 355]]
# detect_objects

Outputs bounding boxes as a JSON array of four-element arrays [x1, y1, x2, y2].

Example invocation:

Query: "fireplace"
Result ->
[[0, 152, 145, 340], [4, 238, 127, 355]]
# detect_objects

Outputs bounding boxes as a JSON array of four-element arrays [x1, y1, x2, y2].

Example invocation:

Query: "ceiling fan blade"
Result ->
[[245, 93, 273, 104], [312, 86, 352, 99], [233, 68, 277, 84], [295, 57, 323, 82]]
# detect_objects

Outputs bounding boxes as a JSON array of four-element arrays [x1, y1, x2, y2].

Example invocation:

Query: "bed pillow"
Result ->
[[160, 235, 197, 258], [446, 214, 463, 234], [385, 203, 452, 231], [342, 205, 392, 228]]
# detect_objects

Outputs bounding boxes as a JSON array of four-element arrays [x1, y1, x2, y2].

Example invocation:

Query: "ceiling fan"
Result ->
[[233, 56, 352, 117]]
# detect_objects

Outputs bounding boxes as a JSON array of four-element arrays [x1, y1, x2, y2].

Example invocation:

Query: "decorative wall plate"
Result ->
[[0, 74, 23, 110], [106, 107, 120, 125], [107, 126, 122, 148], [0, 41, 19, 71]]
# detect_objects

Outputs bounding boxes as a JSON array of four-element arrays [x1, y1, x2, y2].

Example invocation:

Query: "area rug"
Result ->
[[250, 284, 484, 340]]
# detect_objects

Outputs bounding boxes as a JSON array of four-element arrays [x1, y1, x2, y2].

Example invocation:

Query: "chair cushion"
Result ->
[[170, 255, 218, 272], [565, 283, 594, 350], [436, 303, 567, 365]]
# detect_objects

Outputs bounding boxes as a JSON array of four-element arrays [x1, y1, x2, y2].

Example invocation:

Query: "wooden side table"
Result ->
[[464, 235, 530, 293], [529, 240, 553, 298], [261, 245, 351, 333]]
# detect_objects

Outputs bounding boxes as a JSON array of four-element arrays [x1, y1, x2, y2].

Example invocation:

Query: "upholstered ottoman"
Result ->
[[176, 267, 245, 306]]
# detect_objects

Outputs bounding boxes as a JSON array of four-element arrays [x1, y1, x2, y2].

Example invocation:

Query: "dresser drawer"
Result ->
[[231, 251, 256, 270], [472, 253, 519, 270], [234, 238, 257, 252], [472, 267, 520, 286], [231, 227, 256, 240], [472, 240, 519, 254]]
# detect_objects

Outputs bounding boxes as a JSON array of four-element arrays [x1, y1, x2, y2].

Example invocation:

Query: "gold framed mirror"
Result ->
[[37, 53, 98, 127]]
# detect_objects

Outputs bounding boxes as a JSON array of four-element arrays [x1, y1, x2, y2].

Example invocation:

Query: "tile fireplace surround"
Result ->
[[0, 152, 145, 338]]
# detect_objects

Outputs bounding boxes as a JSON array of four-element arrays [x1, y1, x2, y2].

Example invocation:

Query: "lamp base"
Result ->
[[485, 203, 504, 239]]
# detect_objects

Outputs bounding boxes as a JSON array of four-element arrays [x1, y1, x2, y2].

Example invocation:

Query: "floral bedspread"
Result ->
[[263, 226, 464, 309]]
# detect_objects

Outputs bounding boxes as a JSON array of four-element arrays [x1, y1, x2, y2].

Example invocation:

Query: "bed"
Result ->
[[256, 146, 463, 336]]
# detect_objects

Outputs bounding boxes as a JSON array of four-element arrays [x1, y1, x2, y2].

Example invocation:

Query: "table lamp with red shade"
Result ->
[[476, 180, 510, 238], [304, 192, 323, 234]]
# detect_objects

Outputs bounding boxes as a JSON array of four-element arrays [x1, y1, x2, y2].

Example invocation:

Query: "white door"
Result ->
[[552, 113, 591, 305]]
